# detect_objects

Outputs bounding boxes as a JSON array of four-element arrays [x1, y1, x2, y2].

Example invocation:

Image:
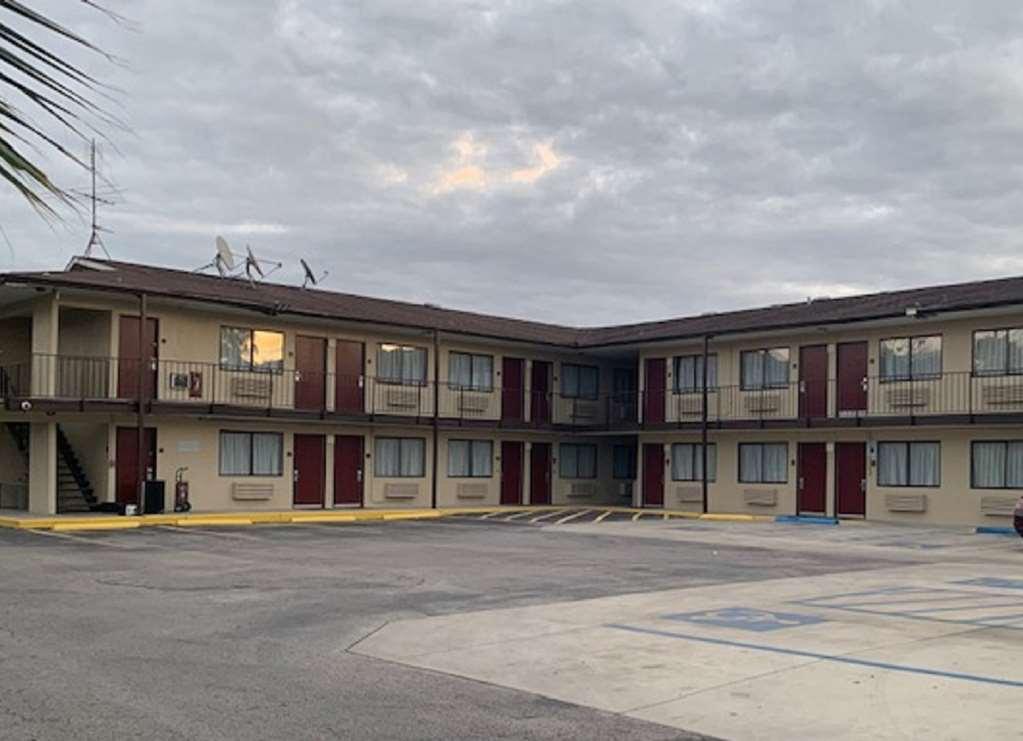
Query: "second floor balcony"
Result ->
[[4, 354, 1022, 430]]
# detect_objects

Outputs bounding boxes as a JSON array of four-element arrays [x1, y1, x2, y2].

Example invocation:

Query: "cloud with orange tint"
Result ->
[[426, 133, 562, 195]]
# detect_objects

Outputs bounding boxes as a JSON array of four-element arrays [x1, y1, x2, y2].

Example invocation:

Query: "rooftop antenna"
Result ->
[[244, 244, 283, 287], [300, 258, 328, 289], [193, 235, 240, 277], [82, 139, 114, 260]]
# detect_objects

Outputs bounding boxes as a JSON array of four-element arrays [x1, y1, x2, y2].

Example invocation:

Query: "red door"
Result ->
[[333, 435, 364, 506], [644, 358, 666, 425], [530, 361, 551, 425], [837, 342, 868, 415], [799, 345, 828, 418], [797, 442, 827, 514], [293, 434, 325, 507], [335, 340, 365, 415], [642, 443, 664, 507], [529, 442, 551, 504], [295, 335, 326, 411], [117, 316, 158, 400], [836, 442, 867, 517], [115, 426, 157, 505], [501, 358, 525, 423], [500, 441, 524, 505]]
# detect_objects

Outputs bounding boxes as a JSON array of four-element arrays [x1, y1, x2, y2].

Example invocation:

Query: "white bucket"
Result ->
[[124, 504, 138, 516]]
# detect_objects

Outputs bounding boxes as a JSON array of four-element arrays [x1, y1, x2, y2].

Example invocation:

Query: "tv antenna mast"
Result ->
[[300, 258, 328, 289], [81, 139, 114, 259]]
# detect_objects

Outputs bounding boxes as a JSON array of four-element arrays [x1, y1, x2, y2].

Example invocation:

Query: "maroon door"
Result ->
[[117, 316, 159, 400], [644, 358, 666, 425], [293, 434, 325, 507], [837, 342, 868, 415], [335, 340, 365, 415], [501, 358, 525, 423], [500, 441, 524, 505], [799, 345, 828, 418], [531, 361, 551, 425], [115, 426, 157, 505], [529, 442, 551, 504], [797, 442, 827, 514], [642, 443, 664, 507], [295, 335, 326, 411], [333, 435, 364, 506], [836, 442, 867, 517]]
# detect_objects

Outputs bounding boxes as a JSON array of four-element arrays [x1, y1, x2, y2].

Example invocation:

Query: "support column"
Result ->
[[325, 434, 335, 508], [28, 422, 57, 515], [825, 441, 836, 519], [31, 294, 59, 397], [326, 338, 337, 413], [523, 441, 532, 505]]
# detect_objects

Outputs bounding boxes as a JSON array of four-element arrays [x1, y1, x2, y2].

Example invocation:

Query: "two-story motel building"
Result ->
[[2, 257, 1023, 528]]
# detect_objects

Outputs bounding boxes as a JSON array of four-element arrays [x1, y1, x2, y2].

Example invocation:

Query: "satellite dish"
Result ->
[[301, 258, 318, 288], [246, 245, 264, 278], [216, 236, 236, 271]]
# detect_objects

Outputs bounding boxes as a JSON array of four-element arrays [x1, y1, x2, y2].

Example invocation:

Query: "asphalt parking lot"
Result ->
[[0, 517, 1017, 740]]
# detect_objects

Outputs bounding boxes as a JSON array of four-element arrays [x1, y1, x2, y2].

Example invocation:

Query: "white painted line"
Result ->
[[594, 510, 613, 523], [530, 509, 569, 523], [156, 525, 266, 541], [631, 511, 645, 522], [27, 529, 138, 549], [554, 509, 594, 526], [504, 510, 540, 521], [479, 511, 505, 519]]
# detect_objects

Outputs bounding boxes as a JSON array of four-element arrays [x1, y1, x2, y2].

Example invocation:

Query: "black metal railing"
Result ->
[[3, 356, 1021, 428]]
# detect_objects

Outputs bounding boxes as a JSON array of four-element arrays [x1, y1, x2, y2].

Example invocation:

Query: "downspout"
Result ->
[[136, 292, 147, 514], [701, 334, 711, 515], [431, 329, 440, 509]]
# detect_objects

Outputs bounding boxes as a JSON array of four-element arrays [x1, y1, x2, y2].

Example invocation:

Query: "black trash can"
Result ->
[[144, 480, 166, 514]]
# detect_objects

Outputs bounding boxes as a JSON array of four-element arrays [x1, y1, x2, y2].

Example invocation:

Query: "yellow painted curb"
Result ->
[[174, 517, 254, 527], [698, 513, 773, 523], [51, 520, 141, 532], [382, 511, 443, 521]]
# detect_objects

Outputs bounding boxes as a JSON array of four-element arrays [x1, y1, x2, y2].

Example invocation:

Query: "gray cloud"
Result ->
[[4, 0, 1023, 326]]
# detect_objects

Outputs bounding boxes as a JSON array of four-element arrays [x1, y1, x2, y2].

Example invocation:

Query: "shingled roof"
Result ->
[[3, 258, 1023, 349]]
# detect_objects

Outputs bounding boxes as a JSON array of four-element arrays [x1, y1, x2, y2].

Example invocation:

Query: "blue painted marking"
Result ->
[[663, 607, 826, 632], [955, 577, 1023, 590], [775, 515, 838, 526], [975, 526, 1018, 537], [606, 623, 1023, 688]]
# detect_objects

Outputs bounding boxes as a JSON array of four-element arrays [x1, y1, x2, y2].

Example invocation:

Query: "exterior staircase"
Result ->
[[4, 423, 98, 513]]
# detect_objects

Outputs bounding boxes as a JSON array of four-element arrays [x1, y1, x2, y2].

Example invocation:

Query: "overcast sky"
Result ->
[[3, 1, 1023, 326]]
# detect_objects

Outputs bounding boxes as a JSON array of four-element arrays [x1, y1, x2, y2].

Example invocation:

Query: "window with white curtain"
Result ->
[[673, 355, 718, 393], [559, 443, 598, 479], [218, 431, 282, 476], [377, 344, 427, 385], [973, 329, 1023, 376], [447, 440, 493, 477], [738, 443, 788, 483], [879, 336, 942, 381], [612, 445, 636, 479], [877, 442, 941, 487], [671, 443, 717, 481], [448, 352, 493, 391], [740, 348, 790, 390], [561, 364, 599, 400], [374, 437, 426, 477], [971, 441, 1023, 489], [219, 327, 284, 373]]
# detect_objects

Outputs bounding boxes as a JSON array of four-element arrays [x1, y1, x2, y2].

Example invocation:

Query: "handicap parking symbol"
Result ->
[[662, 607, 826, 632]]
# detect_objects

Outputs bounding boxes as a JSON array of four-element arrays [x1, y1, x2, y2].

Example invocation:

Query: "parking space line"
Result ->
[[607, 623, 1023, 688], [27, 529, 139, 549], [530, 509, 569, 523], [504, 510, 539, 521], [631, 512, 645, 522], [479, 511, 504, 519], [156, 525, 266, 541], [554, 509, 593, 525], [594, 510, 613, 523]]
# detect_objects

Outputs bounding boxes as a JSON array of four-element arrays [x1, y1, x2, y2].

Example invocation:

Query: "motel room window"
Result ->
[[219, 327, 284, 373], [740, 348, 789, 390], [673, 355, 718, 393], [877, 442, 941, 487], [377, 344, 427, 385], [219, 432, 283, 476], [738, 443, 788, 483], [973, 329, 1023, 376], [879, 336, 942, 381], [559, 443, 598, 479], [971, 441, 1023, 489], [449, 352, 494, 392], [374, 438, 426, 477], [561, 364, 599, 400], [612, 445, 637, 480], [671, 443, 717, 482], [447, 440, 493, 478]]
